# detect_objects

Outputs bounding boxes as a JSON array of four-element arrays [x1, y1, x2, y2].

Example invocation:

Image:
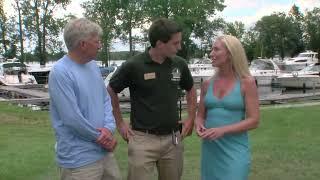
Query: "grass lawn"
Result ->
[[1, 102, 320, 180]]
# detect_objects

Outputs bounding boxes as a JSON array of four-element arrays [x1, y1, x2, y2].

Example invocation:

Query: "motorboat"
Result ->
[[188, 58, 216, 83], [104, 67, 130, 98], [276, 63, 320, 89], [0, 61, 37, 86], [283, 50, 319, 71], [249, 59, 282, 86], [27, 66, 51, 84]]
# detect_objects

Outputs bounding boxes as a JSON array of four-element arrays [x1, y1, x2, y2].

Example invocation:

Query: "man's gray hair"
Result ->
[[63, 18, 103, 51]]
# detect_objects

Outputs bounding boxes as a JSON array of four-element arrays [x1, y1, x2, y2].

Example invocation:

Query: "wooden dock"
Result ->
[[1, 85, 320, 109], [259, 91, 320, 104], [0, 85, 49, 105]]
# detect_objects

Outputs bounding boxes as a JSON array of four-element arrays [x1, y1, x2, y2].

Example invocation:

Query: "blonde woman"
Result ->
[[196, 35, 259, 180]]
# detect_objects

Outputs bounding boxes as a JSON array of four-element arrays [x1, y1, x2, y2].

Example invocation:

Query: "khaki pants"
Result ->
[[60, 153, 121, 180], [127, 130, 184, 180]]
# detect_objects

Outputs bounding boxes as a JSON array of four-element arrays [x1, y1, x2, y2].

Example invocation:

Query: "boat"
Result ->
[[99, 66, 116, 79], [276, 63, 320, 89], [27, 66, 51, 84], [283, 50, 319, 71], [188, 58, 216, 83], [249, 59, 282, 86], [0, 61, 37, 86], [104, 67, 130, 98]]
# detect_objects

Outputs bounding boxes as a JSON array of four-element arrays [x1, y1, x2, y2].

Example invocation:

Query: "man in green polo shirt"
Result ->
[[107, 18, 196, 180]]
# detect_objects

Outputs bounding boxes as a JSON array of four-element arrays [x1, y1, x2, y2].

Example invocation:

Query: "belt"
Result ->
[[133, 127, 179, 135]]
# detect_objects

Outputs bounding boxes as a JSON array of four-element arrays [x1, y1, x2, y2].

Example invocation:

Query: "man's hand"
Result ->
[[96, 128, 117, 151], [179, 118, 194, 139], [195, 121, 206, 137], [117, 121, 134, 142], [100, 137, 117, 152]]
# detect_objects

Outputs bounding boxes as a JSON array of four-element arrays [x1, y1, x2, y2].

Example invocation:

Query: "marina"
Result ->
[[1, 83, 320, 112], [1, 57, 320, 111]]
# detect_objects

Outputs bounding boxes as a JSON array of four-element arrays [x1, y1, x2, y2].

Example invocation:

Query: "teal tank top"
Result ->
[[201, 78, 250, 180]]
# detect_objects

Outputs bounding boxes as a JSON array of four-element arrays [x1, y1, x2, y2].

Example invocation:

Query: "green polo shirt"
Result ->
[[109, 49, 193, 131]]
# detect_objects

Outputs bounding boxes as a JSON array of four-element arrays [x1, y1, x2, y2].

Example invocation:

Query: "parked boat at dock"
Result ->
[[104, 67, 130, 98], [188, 58, 216, 83], [276, 63, 320, 89], [282, 50, 319, 71], [0, 62, 37, 86], [249, 59, 282, 86]]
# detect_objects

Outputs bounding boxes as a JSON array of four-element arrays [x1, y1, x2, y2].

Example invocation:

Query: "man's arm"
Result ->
[[102, 88, 117, 133], [96, 89, 118, 151], [180, 86, 197, 138], [107, 85, 134, 142], [49, 68, 100, 141]]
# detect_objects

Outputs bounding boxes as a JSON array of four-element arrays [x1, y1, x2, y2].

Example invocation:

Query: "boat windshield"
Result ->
[[2, 63, 27, 75], [297, 54, 312, 58], [301, 64, 320, 72], [250, 60, 275, 70], [194, 58, 211, 64]]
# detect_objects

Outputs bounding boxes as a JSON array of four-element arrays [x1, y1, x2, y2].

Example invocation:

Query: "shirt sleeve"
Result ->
[[179, 59, 194, 91], [109, 61, 131, 93], [103, 89, 116, 133], [49, 67, 100, 141]]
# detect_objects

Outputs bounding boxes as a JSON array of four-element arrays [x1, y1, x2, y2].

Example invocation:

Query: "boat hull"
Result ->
[[277, 75, 320, 89]]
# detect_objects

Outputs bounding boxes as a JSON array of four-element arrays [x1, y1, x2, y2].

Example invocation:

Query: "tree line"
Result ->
[[0, 1, 319, 66]]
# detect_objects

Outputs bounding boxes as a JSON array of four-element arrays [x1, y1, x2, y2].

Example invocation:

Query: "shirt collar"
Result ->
[[143, 47, 172, 65]]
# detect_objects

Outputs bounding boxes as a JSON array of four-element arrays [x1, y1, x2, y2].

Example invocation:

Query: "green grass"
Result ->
[[1, 102, 320, 180]]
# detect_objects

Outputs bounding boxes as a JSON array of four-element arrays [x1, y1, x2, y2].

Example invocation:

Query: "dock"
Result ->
[[1, 85, 320, 110], [0, 85, 49, 105], [259, 91, 320, 104]]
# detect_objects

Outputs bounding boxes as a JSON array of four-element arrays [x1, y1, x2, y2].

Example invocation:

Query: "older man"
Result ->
[[48, 18, 121, 180]]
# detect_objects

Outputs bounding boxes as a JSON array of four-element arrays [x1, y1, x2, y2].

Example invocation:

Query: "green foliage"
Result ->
[[116, 0, 147, 56], [255, 12, 302, 59], [1, 1, 320, 64], [20, 0, 71, 65], [304, 7, 320, 54], [224, 21, 245, 40], [242, 29, 259, 61], [82, 0, 121, 65], [143, 0, 226, 59]]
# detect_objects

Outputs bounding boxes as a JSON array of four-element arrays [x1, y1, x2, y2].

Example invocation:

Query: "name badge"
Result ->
[[144, 72, 156, 80]]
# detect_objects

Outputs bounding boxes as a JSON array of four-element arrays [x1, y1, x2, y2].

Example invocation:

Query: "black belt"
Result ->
[[133, 127, 179, 135]]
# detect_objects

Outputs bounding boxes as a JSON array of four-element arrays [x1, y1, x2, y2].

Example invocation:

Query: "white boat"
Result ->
[[249, 59, 282, 86], [104, 67, 130, 98], [276, 63, 320, 89], [26, 62, 55, 84], [188, 58, 216, 83], [283, 50, 319, 71], [0, 62, 37, 86]]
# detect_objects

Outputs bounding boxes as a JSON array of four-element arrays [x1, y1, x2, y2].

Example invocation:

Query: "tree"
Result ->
[[13, 0, 25, 62], [0, 0, 8, 54], [0, 10, 19, 59], [304, 7, 320, 56], [143, 0, 225, 59], [21, 0, 70, 65], [224, 21, 245, 40], [82, 0, 120, 66], [255, 13, 301, 59], [288, 4, 305, 56], [242, 28, 259, 61], [116, 0, 146, 56]]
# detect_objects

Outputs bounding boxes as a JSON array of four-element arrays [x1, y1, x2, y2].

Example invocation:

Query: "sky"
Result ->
[[220, 0, 320, 27], [3, 0, 320, 51]]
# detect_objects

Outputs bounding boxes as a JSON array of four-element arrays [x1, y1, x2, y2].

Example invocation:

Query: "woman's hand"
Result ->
[[201, 127, 225, 140]]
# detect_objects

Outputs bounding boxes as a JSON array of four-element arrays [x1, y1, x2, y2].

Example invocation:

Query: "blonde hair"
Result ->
[[217, 35, 251, 77]]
